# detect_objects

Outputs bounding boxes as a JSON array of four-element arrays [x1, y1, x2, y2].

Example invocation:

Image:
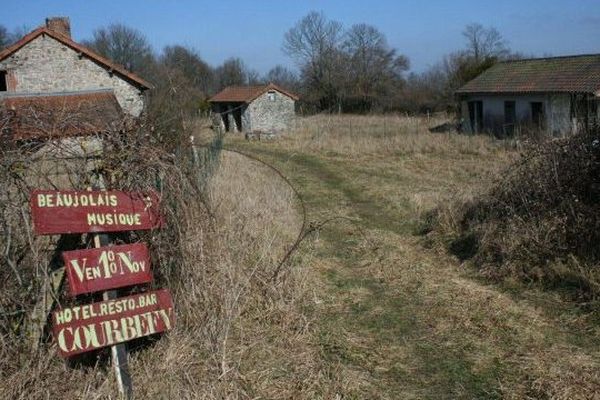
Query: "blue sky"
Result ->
[[4, 1, 600, 74]]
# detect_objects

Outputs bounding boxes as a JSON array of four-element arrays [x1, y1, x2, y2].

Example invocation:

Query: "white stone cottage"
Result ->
[[209, 83, 298, 134], [456, 54, 600, 136], [0, 17, 152, 140]]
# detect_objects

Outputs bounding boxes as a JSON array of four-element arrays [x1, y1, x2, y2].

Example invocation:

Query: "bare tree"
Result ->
[[264, 65, 298, 90], [283, 11, 342, 65], [247, 69, 262, 85], [462, 23, 509, 62], [84, 24, 154, 74], [343, 23, 409, 111], [161, 45, 214, 95], [283, 11, 345, 110], [399, 23, 511, 113], [0, 25, 9, 50], [214, 57, 249, 89], [0, 25, 29, 50]]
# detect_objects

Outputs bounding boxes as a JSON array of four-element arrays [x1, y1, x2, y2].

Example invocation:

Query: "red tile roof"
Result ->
[[1, 90, 125, 139], [456, 54, 600, 95], [0, 27, 153, 90], [209, 83, 299, 103]]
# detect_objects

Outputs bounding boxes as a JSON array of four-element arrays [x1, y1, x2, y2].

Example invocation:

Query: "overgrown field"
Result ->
[[224, 114, 600, 399], [0, 130, 318, 398], [2, 114, 600, 399]]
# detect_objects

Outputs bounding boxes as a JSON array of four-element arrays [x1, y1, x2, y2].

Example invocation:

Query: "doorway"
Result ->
[[531, 102, 544, 130], [468, 101, 483, 133]]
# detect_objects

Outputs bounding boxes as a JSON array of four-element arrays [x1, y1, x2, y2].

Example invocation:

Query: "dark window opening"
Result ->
[[0, 71, 7, 92], [220, 104, 244, 132], [222, 112, 229, 132], [504, 101, 516, 135], [268, 90, 276, 101], [531, 102, 544, 129], [468, 101, 483, 133]]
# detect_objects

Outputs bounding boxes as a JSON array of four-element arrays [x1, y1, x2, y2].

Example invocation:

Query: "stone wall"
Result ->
[[246, 90, 295, 133], [0, 35, 145, 116]]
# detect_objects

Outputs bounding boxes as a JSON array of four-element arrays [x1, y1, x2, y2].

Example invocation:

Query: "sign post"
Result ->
[[94, 233, 132, 399], [30, 189, 172, 400]]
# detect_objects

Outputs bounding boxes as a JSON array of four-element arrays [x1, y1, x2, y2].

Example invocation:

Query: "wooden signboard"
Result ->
[[30, 190, 162, 235], [52, 289, 175, 358], [32, 187, 172, 398], [63, 243, 153, 296]]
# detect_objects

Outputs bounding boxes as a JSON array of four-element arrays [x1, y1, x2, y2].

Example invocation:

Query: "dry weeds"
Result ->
[[3, 113, 600, 399], [0, 124, 325, 399], [282, 113, 511, 157], [227, 114, 600, 399]]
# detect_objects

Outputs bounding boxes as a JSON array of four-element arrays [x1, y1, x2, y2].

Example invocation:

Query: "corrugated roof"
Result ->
[[1, 90, 125, 139], [0, 27, 153, 90], [209, 83, 299, 103], [456, 54, 600, 95]]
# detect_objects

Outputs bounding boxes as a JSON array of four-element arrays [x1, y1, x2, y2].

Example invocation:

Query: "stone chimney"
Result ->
[[45, 17, 71, 38]]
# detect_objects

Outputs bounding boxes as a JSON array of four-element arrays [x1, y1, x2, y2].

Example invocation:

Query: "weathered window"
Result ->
[[268, 90, 276, 101], [0, 71, 7, 92]]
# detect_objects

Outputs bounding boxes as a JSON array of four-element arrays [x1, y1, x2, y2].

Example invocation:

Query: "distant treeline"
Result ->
[[0, 12, 529, 115]]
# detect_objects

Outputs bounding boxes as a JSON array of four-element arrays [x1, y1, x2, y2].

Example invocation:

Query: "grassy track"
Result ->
[[225, 116, 600, 399]]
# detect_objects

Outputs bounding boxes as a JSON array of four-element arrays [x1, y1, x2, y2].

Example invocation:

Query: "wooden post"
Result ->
[[94, 233, 133, 399]]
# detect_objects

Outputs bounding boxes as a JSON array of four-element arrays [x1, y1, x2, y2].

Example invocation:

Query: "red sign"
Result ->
[[63, 243, 153, 296], [30, 190, 162, 235], [52, 289, 175, 357]]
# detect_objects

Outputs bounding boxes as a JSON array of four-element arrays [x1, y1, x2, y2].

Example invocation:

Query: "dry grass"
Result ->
[[0, 127, 326, 399], [3, 113, 600, 399], [281, 113, 511, 157], [428, 129, 600, 301], [227, 114, 600, 399]]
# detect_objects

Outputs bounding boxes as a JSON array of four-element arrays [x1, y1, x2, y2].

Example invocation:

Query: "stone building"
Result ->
[[456, 54, 600, 136], [209, 83, 298, 134], [0, 17, 152, 140]]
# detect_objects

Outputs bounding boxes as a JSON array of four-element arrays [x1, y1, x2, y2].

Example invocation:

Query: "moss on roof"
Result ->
[[456, 54, 600, 94]]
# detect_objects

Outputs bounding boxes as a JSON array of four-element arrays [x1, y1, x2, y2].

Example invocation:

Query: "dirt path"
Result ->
[[230, 140, 600, 399]]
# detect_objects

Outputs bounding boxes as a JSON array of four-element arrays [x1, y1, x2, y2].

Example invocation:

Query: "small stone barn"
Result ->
[[0, 17, 152, 140], [209, 83, 298, 134], [456, 54, 600, 136]]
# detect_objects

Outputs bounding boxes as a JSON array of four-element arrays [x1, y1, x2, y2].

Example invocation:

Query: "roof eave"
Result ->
[[208, 98, 249, 103], [456, 89, 598, 96]]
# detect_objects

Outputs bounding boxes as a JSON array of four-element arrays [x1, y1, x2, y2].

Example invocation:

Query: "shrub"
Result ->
[[430, 129, 600, 299]]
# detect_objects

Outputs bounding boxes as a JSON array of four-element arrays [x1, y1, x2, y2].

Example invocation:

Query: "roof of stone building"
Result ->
[[456, 54, 600, 95], [0, 26, 153, 90], [209, 83, 299, 103], [1, 89, 125, 139]]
